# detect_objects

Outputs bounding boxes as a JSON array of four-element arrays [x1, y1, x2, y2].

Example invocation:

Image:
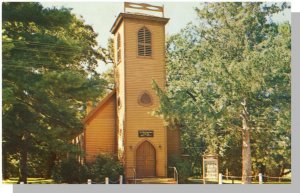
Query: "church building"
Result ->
[[82, 2, 181, 181]]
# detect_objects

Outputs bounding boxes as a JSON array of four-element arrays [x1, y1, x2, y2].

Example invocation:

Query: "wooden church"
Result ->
[[81, 2, 181, 181]]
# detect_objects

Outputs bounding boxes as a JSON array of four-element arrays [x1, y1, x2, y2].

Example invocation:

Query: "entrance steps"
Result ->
[[128, 178, 177, 184]]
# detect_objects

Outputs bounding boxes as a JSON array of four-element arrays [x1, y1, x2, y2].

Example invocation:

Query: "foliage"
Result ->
[[2, 2, 108, 182], [52, 157, 89, 184], [3, 155, 20, 178], [52, 154, 123, 184], [101, 67, 115, 91], [99, 37, 115, 92], [87, 154, 124, 183], [219, 135, 242, 176], [153, 2, 290, 183], [168, 155, 192, 183], [250, 22, 291, 177]]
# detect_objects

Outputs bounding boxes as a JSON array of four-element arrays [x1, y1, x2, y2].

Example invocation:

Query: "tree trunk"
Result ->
[[19, 134, 28, 184], [46, 152, 57, 178], [241, 99, 252, 184], [280, 165, 284, 177], [242, 128, 251, 184]]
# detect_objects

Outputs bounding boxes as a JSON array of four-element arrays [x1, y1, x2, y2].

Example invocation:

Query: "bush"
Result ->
[[168, 155, 192, 183], [87, 154, 124, 183], [52, 154, 124, 184], [52, 157, 88, 184]]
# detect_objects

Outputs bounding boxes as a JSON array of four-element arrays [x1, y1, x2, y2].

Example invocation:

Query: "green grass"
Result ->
[[187, 177, 291, 184], [3, 178, 54, 184]]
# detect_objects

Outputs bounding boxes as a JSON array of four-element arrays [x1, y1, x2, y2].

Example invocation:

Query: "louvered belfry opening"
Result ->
[[117, 33, 121, 63], [138, 27, 152, 56]]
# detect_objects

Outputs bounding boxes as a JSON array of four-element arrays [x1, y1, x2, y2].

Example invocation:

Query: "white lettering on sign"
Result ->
[[204, 159, 218, 180]]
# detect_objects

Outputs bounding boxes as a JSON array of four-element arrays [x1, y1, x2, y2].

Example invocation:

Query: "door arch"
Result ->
[[136, 140, 156, 178]]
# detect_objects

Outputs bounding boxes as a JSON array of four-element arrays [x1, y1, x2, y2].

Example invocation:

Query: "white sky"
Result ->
[[40, 2, 202, 47], [40, 2, 291, 73]]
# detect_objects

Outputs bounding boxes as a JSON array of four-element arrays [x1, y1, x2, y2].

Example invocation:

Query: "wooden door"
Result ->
[[136, 141, 156, 178]]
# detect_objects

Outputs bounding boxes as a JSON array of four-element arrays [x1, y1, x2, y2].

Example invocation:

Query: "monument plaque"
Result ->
[[203, 154, 219, 184]]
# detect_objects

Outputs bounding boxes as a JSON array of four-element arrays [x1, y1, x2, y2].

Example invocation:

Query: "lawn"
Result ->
[[3, 178, 54, 184], [187, 177, 291, 184], [3, 177, 291, 184]]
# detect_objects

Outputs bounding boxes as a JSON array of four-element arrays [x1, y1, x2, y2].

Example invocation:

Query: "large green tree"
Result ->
[[154, 2, 290, 184], [2, 2, 107, 182]]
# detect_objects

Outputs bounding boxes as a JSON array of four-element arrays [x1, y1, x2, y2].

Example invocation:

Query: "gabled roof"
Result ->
[[83, 89, 116, 124]]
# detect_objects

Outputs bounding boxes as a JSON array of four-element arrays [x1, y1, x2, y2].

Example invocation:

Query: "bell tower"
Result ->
[[111, 2, 170, 179]]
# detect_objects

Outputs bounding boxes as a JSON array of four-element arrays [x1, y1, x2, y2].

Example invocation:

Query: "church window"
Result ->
[[138, 91, 153, 106]]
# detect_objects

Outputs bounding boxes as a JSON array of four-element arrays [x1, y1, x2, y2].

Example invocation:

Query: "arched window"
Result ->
[[117, 33, 121, 63], [138, 27, 152, 56]]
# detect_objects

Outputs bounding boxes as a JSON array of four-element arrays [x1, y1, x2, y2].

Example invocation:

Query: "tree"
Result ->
[[2, 2, 107, 182], [99, 38, 115, 92], [250, 22, 291, 177], [153, 2, 290, 184]]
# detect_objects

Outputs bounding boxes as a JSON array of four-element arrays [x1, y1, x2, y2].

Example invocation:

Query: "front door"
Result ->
[[136, 141, 156, 178]]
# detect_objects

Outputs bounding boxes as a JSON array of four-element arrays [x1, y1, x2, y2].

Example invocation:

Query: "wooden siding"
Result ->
[[114, 22, 126, 162], [84, 94, 116, 162], [123, 17, 168, 178]]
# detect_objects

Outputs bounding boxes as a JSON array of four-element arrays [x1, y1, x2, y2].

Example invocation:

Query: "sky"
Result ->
[[41, 2, 201, 47], [40, 2, 291, 73]]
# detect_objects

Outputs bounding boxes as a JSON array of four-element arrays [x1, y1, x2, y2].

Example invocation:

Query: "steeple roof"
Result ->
[[110, 12, 169, 34]]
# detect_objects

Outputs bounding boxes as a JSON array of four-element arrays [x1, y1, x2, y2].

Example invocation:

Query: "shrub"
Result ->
[[87, 154, 124, 183], [168, 155, 192, 183], [52, 154, 123, 184], [52, 157, 88, 184]]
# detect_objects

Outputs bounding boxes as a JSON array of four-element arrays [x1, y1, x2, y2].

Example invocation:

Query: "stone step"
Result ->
[[128, 178, 177, 184]]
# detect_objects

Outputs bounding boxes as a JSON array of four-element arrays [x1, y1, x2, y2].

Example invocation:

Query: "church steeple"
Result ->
[[83, 2, 181, 182], [111, 2, 171, 179]]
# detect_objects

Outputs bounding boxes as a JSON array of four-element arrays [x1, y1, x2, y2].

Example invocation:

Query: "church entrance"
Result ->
[[136, 141, 156, 178]]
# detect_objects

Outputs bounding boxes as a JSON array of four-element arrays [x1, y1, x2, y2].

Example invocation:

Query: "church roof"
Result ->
[[83, 89, 116, 124], [110, 12, 169, 34]]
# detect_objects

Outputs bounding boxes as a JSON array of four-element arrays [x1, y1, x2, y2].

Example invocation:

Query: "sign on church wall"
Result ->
[[138, 130, 154, 137]]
